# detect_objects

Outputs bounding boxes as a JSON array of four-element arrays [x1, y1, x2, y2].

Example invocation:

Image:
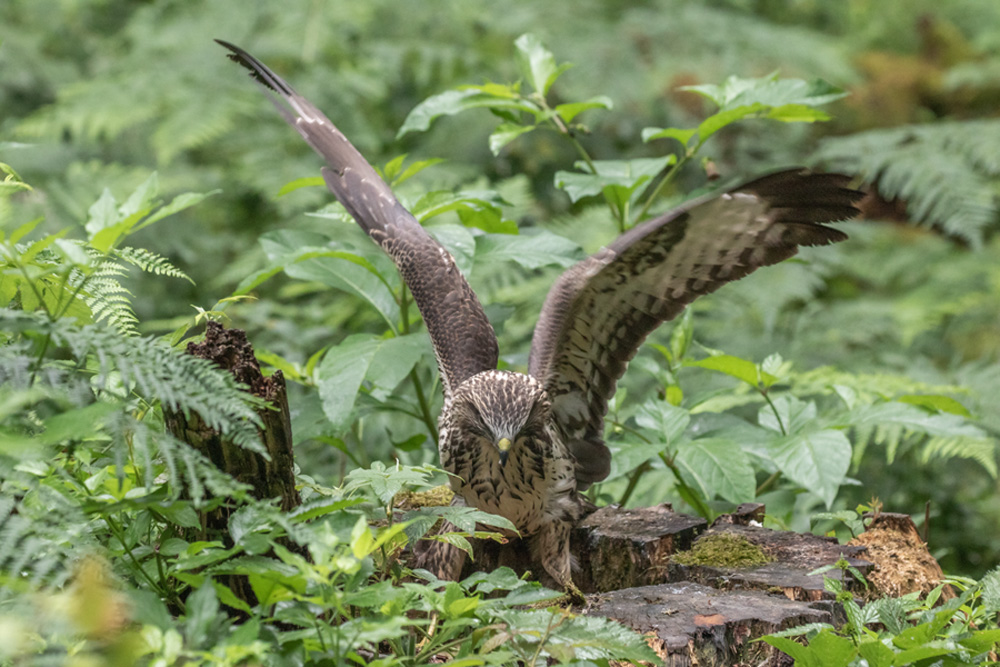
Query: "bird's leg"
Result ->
[[534, 519, 585, 604]]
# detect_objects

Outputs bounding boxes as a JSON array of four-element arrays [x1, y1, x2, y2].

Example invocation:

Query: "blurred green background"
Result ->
[[3, 0, 999, 575]]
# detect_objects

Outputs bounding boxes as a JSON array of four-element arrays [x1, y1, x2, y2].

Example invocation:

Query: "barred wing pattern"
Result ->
[[528, 170, 861, 487], [218, 40, 499, 396]]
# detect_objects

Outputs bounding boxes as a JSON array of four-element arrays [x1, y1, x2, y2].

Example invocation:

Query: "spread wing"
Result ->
[[218, 41, 499, 397], [528, 170, 862, 488]]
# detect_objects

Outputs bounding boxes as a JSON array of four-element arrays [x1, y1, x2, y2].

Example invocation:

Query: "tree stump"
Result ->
[[584, 582, 832, 667], [164, 322, 301, 611], [164, 321, 300, 515]]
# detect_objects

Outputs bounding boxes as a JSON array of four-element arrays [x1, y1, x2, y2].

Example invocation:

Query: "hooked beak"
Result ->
[[497, 437, 512, 466]]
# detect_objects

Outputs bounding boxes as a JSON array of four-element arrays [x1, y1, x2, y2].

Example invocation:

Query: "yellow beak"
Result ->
[[497, 437, 511, 466]]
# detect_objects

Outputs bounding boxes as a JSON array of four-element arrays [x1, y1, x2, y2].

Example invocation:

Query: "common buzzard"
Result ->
[[219, 41, 861, 591]]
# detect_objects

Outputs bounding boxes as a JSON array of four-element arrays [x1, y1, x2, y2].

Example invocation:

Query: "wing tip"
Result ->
[[216, 39, 294, 98]]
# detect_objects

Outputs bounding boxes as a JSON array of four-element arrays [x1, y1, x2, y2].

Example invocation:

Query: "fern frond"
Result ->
[[1, 311, 265, 453], [116, 246, 193, 283], [814, 120, 1000, 246], [921, 435, 998, 477]]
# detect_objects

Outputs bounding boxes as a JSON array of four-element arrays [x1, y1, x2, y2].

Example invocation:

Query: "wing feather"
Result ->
[[528, 169, 862, 487], [218, 41, 498, 396]]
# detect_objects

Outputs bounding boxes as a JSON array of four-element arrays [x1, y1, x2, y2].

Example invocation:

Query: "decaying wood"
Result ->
[[848, 511, 954, 600], [668, 522, 871, 604], [164, 321, 300, 515], [164, 322, 302, 611], [584, 581, 832, 667], [574, 504, 706, 593]]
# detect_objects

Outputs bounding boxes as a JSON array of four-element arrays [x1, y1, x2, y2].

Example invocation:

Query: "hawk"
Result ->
[[219, 41, 861, 591]]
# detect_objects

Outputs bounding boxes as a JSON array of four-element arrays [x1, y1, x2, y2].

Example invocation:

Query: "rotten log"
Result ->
[[164, 321, 301, 517], [584, 582, 832, 667]]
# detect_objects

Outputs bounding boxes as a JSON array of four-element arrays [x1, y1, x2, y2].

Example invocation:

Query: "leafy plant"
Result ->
[[761, 562, 1000, 666]]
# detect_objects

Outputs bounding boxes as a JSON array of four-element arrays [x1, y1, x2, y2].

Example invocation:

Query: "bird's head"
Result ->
[[449, 370, 551, 466]]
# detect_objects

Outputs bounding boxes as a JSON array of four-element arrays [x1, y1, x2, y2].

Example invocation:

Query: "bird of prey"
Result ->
[[219, 40, 861, 591]]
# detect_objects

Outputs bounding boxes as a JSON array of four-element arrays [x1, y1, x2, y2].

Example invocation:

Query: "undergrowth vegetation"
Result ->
[[2, 0, 999, 664]]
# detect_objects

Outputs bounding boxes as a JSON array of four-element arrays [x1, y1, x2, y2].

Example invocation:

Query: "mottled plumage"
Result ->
[[220, 41, 863, 590]]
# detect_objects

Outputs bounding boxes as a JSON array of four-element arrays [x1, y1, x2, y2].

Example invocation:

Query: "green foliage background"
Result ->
[[2, 0, 1000, 663]]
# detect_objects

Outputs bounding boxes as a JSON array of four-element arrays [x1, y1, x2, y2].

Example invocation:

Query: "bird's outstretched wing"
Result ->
[[528, 169, 862, 487], [218, 40, 499, 396]]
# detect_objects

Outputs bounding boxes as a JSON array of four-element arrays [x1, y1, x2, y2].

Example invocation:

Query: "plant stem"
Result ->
[[618, 460, 651, 506], [410, 369, 439, 446], [755, 470, 782, 496], [658, 452, 712, 519], [761, 390, 787, 436], [635, 152, 689, 223]]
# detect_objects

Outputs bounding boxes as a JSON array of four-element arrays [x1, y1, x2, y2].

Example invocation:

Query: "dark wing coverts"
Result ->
[[528, 170, 861, 487], [218, 40, 498, 396]]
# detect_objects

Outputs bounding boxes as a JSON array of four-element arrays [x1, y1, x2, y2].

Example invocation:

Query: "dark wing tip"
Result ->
[[215, 39, 294, 97]]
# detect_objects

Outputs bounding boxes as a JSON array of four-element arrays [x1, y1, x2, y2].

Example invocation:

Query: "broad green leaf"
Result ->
[[634, 399, 690, 444], [475, 230, 582, 269], [641, 126, 698, 147], [514, 33, 571, 95], [119, 172, 159, 219], [681, 73, 847, 111], [9, 216, 44, 244], [366, 334, 431, 398], [676, 438, 755, 503], [892, 645, 962, 664], [897, 394, 971, 417], [758, 395, 816, 435], [259, 229, 399, 329], [393, 157, 445, 186], [19, 228, 67, 264], [488, 122, 535, 155], [765, 103, 831, 122], [411, 189, 513, 233], [183, 582, 220, 648], [959, 628, 1000, 654], [277, 176, 325, 196], [52, 238, 90, 267], [606, 439, 665, 483], [289, 497, 365, 523], [687, 354, 777, 388], [85, 188, 118, 235], [350, 515, 375, 558], [555, 156, 673, 203], [138, 190, 219, 231], [316, 334, 381, 431], [127, 590, 173, 630], [760, 635, 811, 662], [769, 428, 851, 507], [398, 88, 539, 138], [380, 154, 408, 183], [697, 105, 765, 142], [343, 461, 439, 507], [806, 629, 858, 666], [555, 95, 613, 123]]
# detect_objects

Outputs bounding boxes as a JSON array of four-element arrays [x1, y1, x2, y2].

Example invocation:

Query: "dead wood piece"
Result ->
[[668, 523, 871, 606], [584, 582, 831, 667], [165, 321, 300, 513], [711, 503, 766, 527], [164, 322, 303, 613], [573, 504, 707, 593], [848, 512, 954, 600]]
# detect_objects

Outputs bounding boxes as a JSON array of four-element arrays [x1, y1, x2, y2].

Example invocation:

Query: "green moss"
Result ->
[[394, 485, 454, 509], [671, 533, 773, 568]]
